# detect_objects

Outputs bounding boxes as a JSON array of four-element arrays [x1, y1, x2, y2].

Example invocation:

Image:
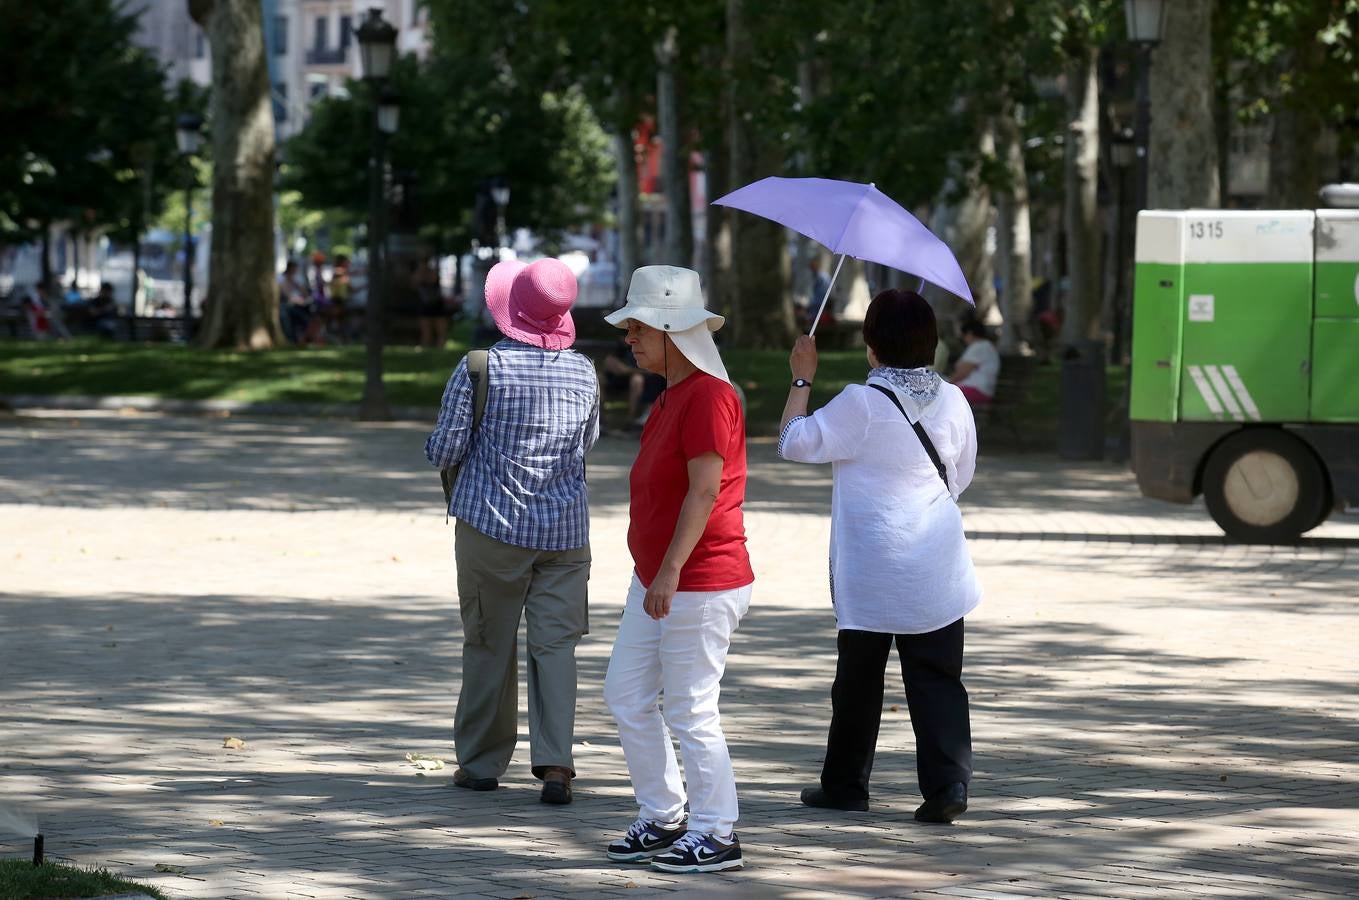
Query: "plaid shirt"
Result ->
[[425, 340, 600, 550]]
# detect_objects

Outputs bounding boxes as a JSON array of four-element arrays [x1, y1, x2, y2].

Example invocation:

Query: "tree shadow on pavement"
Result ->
[[2, 588, 1356, 897]]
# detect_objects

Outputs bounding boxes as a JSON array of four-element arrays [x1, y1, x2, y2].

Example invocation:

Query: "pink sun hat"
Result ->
[[484, 258, 578, 350]]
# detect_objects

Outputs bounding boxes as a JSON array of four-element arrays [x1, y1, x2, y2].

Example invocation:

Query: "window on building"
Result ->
[[339, 15, 352, 49], [273, 82, 289, 123], [273, 16, 288, 56], [313, 16, 328, 51], [194, 29, 207, 59]]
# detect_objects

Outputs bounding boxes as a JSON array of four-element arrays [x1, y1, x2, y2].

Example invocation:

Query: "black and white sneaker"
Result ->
[[649, 831, 743, 873], [606, 817, 687, 862]]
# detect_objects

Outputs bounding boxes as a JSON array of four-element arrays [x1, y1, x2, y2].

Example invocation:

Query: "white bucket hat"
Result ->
[[604, 266, 730, 383]]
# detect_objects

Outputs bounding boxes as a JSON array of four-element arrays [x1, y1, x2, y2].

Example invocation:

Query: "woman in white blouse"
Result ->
[[777, 288, 980, 824]]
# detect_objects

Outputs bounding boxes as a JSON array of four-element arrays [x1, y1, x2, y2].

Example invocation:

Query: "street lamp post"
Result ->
[[175, 114, 203, 329], [1111, 0, 1167, 461], [1125, 0, 1168, 212], [356, 8, 399, 422]]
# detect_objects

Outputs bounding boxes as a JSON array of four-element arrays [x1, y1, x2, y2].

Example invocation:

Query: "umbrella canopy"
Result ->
[[713, 176, 975, 308]]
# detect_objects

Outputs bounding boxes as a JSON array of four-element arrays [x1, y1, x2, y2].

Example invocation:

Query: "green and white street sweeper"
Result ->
[[1130, 186, 1359, 543]]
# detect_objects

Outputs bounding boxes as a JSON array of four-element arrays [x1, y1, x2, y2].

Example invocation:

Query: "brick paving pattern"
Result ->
[[1, 410, 1357, 898]]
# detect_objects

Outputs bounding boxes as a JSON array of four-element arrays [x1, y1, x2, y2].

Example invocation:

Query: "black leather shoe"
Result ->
[[540, 766, 573, 805], [452, 768, 498, 792], [914, 782, 967, 823], [800, 786, 869, 812]]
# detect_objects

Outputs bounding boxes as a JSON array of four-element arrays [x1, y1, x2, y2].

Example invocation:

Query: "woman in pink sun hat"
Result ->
[[426, 256, 600, 806], [484, 257, 578, 350]]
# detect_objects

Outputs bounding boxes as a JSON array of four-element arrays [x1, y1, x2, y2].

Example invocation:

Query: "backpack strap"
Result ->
[[868, 383, 949, 491], [441, 349, 492, 513], [467, 348, 490, 429]]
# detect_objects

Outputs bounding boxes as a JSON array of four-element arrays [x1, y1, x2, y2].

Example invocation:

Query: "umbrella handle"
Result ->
[[807, 254, 846, 338]]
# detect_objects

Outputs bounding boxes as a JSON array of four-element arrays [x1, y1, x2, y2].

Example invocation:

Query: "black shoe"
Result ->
[[650, 831, 743, 873], [800, 786, 869, 812], [606, 818, 687, 862], [914, 782, 967, 823], [452, 768, 498, 792], [540, 767, 572, 805]]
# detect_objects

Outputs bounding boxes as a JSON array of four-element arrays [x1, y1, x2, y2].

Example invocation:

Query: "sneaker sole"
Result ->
[[650, 857, 744, 873], [606, 848, 670, 863]]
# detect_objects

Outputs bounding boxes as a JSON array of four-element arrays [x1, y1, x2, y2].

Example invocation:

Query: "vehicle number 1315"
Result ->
[[1189, 220, 1224, 240]]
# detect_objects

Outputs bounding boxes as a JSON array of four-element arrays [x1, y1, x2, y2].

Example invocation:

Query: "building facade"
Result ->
[[133, 0, 431, 139]]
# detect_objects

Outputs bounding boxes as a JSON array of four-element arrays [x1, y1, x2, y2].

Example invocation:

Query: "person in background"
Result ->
[[425, 257, 599, 807], [779, 289, 980, 825], [277, 260, 310, 345], [328, 255, 351, 341], [416, 258, 449, 349], [949, 320, 1001, 407], [602, 341, 667, 429], [88, 283, 119, 338], [601, 265, 753, 874], [800, 257, 835, 333]]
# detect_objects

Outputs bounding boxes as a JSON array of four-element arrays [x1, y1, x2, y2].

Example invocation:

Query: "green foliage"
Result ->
[[0, 858, 166, 900], [281, 51, 615, 251], [0, 1, 189, 244], [1217, 0, 1359, 150]]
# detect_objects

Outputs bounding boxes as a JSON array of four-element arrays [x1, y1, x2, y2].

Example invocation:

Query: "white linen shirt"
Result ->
[[778, 376, 982, 634]]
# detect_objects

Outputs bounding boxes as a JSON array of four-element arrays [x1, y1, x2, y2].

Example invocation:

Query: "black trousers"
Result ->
[[819, 619, 972, 802]]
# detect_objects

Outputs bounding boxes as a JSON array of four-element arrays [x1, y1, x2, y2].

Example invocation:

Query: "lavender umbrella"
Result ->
[[713, 176, 974, 335]]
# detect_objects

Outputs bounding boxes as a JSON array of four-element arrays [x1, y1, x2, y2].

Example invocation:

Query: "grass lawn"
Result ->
[[0, 859, 166, 899], [0, 335, 1125, 444]]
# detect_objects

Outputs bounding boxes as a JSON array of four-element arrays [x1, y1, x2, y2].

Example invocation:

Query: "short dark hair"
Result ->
[[862, 289, 937, 368], [961, 319, 988, 339]]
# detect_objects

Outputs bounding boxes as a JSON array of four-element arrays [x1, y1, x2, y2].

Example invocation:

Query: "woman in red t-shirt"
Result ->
[[600, 266, 753, 874]]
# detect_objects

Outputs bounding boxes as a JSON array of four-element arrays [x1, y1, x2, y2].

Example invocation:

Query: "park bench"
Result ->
[[974, 354, 1036, 450]]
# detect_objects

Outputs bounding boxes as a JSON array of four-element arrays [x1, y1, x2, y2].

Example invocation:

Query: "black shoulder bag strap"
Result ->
[[440, 349, 491, 514], [868, 383, 949, 491]]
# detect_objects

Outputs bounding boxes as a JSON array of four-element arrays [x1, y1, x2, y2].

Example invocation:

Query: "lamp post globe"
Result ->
[[1124, 0, 1168, 46], [377, 86, 401, 135], [175, 113, 203, 156], [356, 8, 398, 82]]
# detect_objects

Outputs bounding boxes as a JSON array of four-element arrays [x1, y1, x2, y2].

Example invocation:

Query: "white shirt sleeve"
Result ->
[[950, 396, 978, 496], [778, 385, 871, 464]]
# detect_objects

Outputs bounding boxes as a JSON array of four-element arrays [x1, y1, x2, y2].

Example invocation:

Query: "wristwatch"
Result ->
[[792, 378, 813, 389]]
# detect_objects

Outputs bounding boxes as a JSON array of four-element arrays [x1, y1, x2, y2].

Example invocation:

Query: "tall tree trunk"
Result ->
[[1268, 102, 1323, 208], [656, 26, 693, 269], [702, 119, 733, 320], [726, 0, 792, 347], [40, 221, 52, 289], [189, 0, 280, 349], [612, 127, 640, 303], [995, 101, 1033, 354], [1060, 45, 1102, 347], [1148, 0, 1219, 208]]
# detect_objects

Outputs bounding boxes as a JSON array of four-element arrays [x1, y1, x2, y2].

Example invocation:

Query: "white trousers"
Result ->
[[603, 575, 752, 837]]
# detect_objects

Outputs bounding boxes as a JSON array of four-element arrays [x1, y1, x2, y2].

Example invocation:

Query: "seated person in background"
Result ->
[[949, 320, 1001, 407], [603, 341, 667, 427], [88, 283, 119, 338]]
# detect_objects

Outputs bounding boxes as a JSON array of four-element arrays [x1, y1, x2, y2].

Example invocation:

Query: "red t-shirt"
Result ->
[[628, 372, 754, 592]]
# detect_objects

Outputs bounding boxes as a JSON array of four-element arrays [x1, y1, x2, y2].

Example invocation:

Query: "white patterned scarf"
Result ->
[[866, 366, 942, 423]]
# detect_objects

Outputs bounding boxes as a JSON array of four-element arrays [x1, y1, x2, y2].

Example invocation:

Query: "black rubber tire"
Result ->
[[1201, 429, 1327, 544]]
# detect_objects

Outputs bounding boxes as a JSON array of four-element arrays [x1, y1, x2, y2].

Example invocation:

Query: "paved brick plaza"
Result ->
[[1, 410, 1357, 898]]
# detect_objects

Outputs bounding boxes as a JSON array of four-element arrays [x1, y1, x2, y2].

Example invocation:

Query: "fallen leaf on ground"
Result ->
[[222, 737, 247, 750], [889, 704, 899, 712], [621, 881, 639, 889], [153, 863, 188, 874], [209, 820, 224, 827], [404, 752, 445, 771]]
